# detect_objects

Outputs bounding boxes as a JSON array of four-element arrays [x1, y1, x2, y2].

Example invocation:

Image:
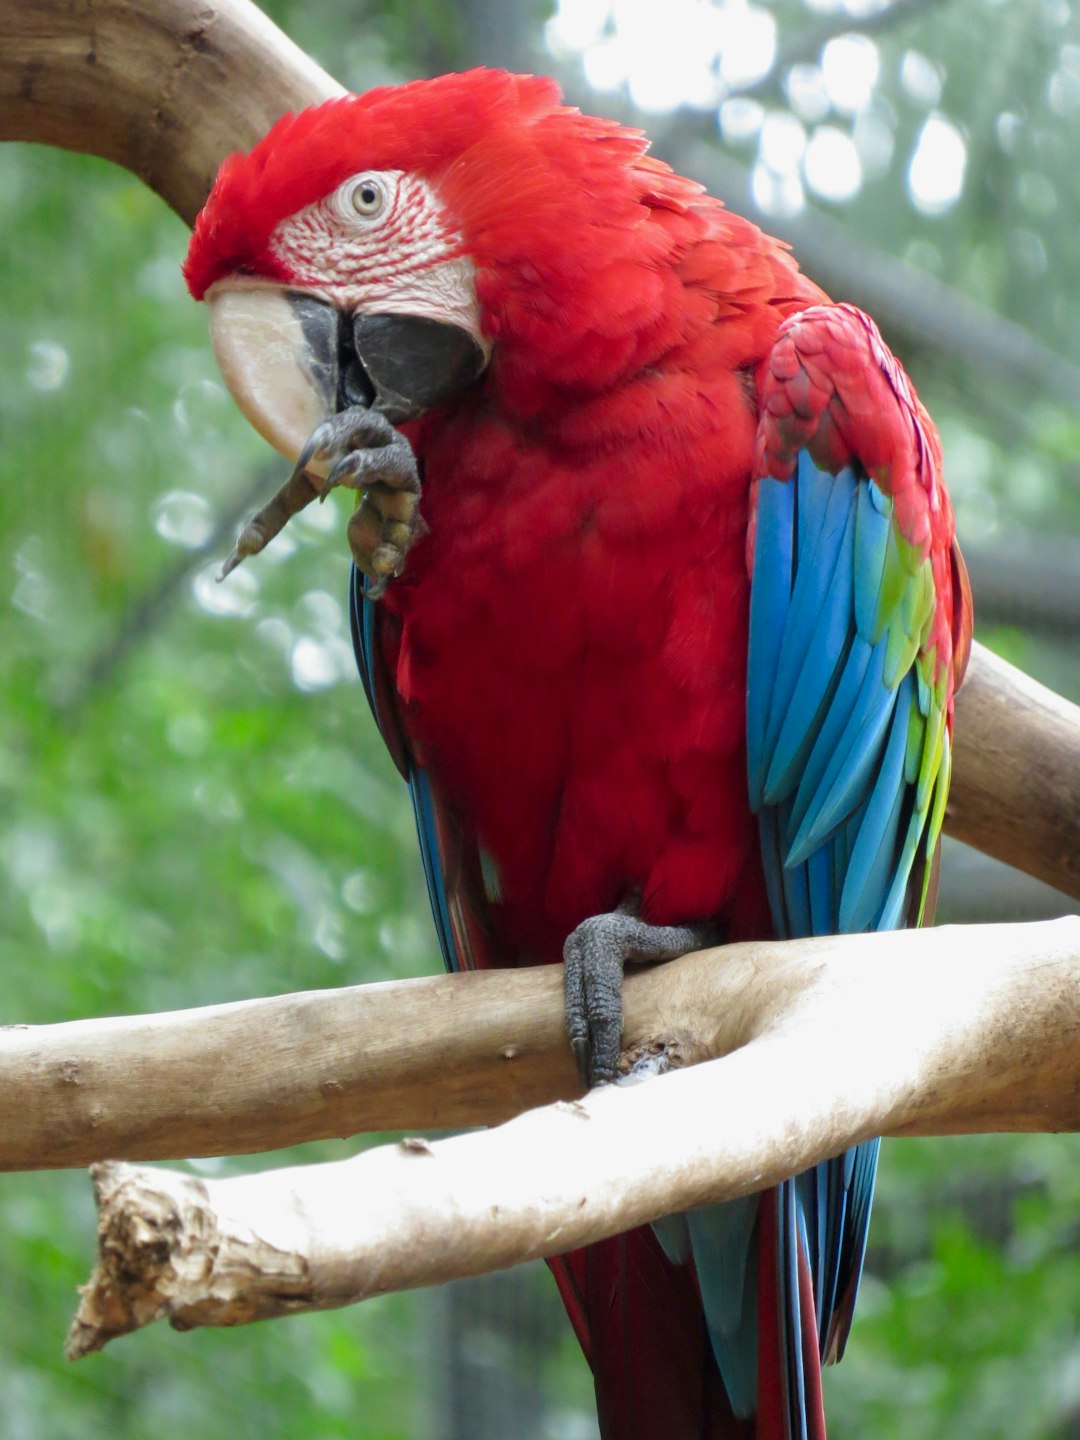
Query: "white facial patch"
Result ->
[[269, 170, 487, 352]]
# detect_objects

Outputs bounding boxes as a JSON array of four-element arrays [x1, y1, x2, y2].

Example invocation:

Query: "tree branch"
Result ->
[[0, 0, 340, 222], [0, 961, 579, 1170], [948, 645, 1080, 900], [66, 915, 1080, 1356], [0, 910, 1076, 1176], [4, 0, 1078, 1382], [7, 0, 1080, 420]]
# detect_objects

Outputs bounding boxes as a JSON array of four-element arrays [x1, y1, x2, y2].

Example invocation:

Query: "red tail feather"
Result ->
[[798, 1243, 828, 1440], [549, 1229, 752, 1440], [754, 1198, 828, 1440], [755, 1201, 784, 1440]]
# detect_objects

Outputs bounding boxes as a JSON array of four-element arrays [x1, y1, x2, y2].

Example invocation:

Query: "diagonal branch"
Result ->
[[0, 0, 341, 222], [6, 0, 1080, 415], [948, 645, 1080, 900], [66, 915, 1080, 1356]]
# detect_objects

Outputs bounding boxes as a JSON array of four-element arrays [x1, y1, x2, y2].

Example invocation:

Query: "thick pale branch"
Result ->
[[7, 0, 1080, 1371], [3, 917, 1078, 1173], [0, 964, 579, 1170], [67, 916, 1080, 1355], [949, 646, 1080, 901]]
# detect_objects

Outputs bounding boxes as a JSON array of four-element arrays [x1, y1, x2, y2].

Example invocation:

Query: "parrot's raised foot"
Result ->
[[294, 406, 423, 598], [563, 912, 714, 1089], [219, 408, 422, 589], [219, 468, 319, 580]]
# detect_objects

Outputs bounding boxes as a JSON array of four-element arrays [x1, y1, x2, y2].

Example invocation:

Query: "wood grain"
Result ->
[[1, 918, 1077, 1173]]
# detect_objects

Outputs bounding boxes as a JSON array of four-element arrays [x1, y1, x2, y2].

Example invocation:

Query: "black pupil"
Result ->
[[360, 186, 377, 207]]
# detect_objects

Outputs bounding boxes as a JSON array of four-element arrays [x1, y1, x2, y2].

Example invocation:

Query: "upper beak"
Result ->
[[207, 284, 489, 473]]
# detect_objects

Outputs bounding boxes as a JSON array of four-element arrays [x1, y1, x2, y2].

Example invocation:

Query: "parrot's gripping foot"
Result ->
[[563, 912, 716, 1089], [297, 406, 423, 600], [218, 408, 423, 588]]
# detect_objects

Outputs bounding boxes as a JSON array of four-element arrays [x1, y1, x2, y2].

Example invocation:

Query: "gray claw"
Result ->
[[563, 913, 715, 1089], [221, 405, 423, 590], [217, 469, 321, 581], [290, 421, 333, 485]]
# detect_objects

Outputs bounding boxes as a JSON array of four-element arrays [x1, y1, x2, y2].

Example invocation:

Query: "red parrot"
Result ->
[[184, 70, 973, 1440]]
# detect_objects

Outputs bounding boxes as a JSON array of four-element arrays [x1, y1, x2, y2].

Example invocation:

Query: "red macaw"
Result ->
[[184, 70, 973, 1440]]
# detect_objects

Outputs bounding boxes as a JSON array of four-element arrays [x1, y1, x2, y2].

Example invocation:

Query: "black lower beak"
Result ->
[[350, 312, 488, 423], [289, 296, 487, 425]]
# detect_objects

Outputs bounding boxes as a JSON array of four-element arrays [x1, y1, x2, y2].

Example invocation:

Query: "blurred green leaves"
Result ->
[[0, 74, 435, 1440]]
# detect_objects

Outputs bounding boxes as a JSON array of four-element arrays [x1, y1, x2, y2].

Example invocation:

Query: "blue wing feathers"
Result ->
[[688, 1197, 761, 1420], [778, 802, 812, 938], [737, 441, 940, 1437], [825, 1137, 880, 1364], [764, 500, 856, 804], [838, 679, 914, 931], [411, 770, 460, 972], [651, 1213, 692, 1266], [747, 475, 796, 810], [786, 642, 893, 863], [348, 564, 379, 721], [758, 807, 790, 939], [806, 846, 833, 940], [779, 1182, 810, 1440], [350, 565, 460, 974], [762, 469, 855, 772]]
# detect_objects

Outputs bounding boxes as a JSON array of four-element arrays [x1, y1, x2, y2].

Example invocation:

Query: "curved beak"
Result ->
[[207, 284, 489, 473]]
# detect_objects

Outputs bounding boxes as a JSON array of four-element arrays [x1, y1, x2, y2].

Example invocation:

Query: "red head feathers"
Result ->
[[185, 70, 593, 299], [181, 69, 716, 304]]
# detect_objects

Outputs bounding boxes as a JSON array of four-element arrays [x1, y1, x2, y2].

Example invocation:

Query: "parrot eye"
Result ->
[[348, 176, 387, 219]]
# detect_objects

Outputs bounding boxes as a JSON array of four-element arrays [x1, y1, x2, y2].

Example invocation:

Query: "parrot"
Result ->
[[183, 68, 973, 1440]]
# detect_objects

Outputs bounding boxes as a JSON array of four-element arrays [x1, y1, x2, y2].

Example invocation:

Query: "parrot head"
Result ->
[[184, 68, 682, 467]]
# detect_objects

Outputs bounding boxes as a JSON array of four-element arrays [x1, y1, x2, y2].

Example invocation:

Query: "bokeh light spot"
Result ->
[[804, 125, 863, 202], [907, 113, 966, 215]]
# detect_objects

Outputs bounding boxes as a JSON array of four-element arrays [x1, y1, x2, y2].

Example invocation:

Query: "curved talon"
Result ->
[[228, 404, 423, 591], [327, 451, 372, 492], [563, 913, 713, 1088], [218, 545, 245, 582], [218, 469, 321, 580], [290, 421, 333, 484]]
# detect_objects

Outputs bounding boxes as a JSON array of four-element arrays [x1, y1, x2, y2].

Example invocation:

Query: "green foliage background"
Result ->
[[2, 1, 1079, 1436]]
